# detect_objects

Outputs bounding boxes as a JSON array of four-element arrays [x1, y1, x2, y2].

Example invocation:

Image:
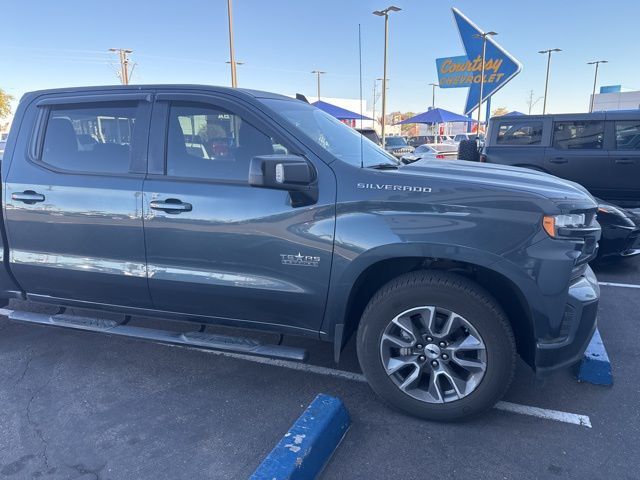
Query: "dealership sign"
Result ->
[[436, 8, 521, 115]]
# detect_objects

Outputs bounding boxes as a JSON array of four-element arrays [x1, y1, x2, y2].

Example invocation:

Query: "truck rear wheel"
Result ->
[[356, 271, 516, 421]]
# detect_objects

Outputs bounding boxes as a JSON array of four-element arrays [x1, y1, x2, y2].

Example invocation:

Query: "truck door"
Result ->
[[142, 93, 336, 333], [543, 117, 611, 197], [608, 118, 640, 204], [3, 93, 153, 307]]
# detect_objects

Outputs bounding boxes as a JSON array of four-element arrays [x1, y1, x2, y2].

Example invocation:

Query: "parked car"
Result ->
[[1, 85, 601, 421], [595, 199, 640, 260], [356, 127, 381, 145], [453, 133, 478, 144], [408, 135, 454, 147], [482, 112, 640, 207], [401, 143, 458, 164], [0, 140, 6, 160], [383, 135, 415, 158]]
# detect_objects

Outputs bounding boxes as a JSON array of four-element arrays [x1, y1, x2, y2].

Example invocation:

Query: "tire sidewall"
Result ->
[[357, 273, 515, 421]]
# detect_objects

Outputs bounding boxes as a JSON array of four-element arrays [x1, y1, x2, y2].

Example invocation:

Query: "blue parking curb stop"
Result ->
[[250, 394, 351, 480], [577, 328, 612, 386]]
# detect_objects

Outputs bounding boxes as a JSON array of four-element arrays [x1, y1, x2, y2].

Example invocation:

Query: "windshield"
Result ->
[[262, 98, 398, 167], [384, 136, 408, 147]]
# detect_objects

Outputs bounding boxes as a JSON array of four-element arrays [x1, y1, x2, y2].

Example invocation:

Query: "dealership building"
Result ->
[[592, 85, 640, 111]]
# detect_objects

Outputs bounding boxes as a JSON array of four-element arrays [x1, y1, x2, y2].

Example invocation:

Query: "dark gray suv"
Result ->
[[482, 112, 640, 207]]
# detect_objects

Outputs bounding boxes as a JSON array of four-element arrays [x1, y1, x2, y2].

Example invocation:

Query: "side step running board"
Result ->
[[8, 310, 308, 362]]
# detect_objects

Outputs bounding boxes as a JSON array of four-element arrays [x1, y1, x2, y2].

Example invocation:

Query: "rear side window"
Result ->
[[41, 103, 138, 173], [496, 121, 543, 145], [615, 121, 640, 150], [166, 102, 287, 181], [553, 121, 604, 150]]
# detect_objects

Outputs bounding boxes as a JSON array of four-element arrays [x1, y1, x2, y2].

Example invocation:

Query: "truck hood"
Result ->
[[399, 159, 596, 207]]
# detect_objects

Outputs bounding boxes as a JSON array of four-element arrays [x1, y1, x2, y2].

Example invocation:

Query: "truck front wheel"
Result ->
[[356, 271, 516, 421]]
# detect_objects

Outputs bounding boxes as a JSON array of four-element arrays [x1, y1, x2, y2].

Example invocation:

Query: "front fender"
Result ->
[[320, 241, 504, 339]]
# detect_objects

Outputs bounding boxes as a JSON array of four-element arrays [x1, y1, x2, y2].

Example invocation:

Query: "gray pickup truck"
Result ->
[[0, 85, 600, 421]]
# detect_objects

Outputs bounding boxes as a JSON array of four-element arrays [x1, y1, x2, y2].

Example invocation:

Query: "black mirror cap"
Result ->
[[249, 154, 318, 206]]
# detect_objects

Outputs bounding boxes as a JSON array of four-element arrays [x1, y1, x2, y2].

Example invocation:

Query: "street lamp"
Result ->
[[311, 70, 326, 101], [587, 60, 608, 112], [472, 30, 497, 134], [428, 82, 438, 109], [226, 0, 238, 88], [373, 5, 401, 148], [538, 48, 561, 114]]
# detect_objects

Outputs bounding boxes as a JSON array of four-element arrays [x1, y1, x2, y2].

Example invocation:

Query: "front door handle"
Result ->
[[149, 198, 193, 214], [615, 158, 635, 165], [549, 157, 568, 164], [12, 191, 45, 204]]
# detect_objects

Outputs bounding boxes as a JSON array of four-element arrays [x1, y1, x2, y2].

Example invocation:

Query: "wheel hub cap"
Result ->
[[424, 344, 441, 359], [379, 306, 487, 404]]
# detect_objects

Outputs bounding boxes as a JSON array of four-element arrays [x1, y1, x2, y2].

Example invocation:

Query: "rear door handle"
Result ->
[[549, 157, 568, 164], [615, 158, 635, 165], [149, 199, 193, 214], [12, 191, 45, 204]]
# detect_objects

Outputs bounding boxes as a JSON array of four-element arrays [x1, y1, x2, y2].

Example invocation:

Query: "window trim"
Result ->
[[152, 93, 301, 183], [614, 120, 640, 151], [552, 120, 606, 151], [495, 120, 544, 146], [29, 97, 151, 177]]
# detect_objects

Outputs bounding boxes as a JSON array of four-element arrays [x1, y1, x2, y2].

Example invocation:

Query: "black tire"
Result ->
[[356, 270, 516, 422], [457, 139, 480, 162]]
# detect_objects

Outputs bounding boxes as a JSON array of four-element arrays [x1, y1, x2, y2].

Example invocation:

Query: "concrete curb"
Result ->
[[577, 328, 612, 386], [250, 394, 351, 480]]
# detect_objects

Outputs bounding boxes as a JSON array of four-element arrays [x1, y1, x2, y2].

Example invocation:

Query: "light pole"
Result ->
[[311, 70, 326, 101], [373, 6, 401, 148], [588, 60, 608, 112], [226, 0, 238, 88], [226, 61, 244, 85], [428, 82, 438, 109], [538, 48, 561, 114], [472, 30, 497, 134]]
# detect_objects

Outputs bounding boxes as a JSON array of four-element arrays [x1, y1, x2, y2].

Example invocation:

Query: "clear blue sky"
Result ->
[[2, 0, 639, 115]]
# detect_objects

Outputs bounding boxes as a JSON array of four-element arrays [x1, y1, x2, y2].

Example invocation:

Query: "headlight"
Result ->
[[598, 204, 628, 218], [543, 213, 587, 238]]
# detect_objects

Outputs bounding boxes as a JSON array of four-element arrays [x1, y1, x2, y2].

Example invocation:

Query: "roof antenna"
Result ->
[[359, 23, 364, 168]]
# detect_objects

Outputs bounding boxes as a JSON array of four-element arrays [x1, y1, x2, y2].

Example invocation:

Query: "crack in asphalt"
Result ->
[[23, 353, 63, 476], [66, 462, 106, 480], [14, 352, 34, 386]]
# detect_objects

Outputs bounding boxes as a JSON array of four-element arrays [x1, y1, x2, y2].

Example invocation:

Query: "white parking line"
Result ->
[[0, 308, 593, 428], [494, 401, 591, 428], [599, 281, 640, 289], [186, 347, 593, 428]]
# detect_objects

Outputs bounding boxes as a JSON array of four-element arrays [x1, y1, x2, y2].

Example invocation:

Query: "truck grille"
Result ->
[[563, 209, 600, 279]]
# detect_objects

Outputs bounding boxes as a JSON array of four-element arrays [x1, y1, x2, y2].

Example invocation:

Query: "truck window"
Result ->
[[41, 102, 137, 173], [496, 121, 543, 145], [552, 121, 604, 150], [166, 102, 286, 181], [614, 121, 640, 150]]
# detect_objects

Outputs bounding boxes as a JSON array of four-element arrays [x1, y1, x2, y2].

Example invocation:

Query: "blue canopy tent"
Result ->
[[395, 108, 473, 125], [312, 100, 372, 120], [503, 111, 526, 116]]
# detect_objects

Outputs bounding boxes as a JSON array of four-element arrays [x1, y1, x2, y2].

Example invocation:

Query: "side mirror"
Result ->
[[249, 154, 318, 206]]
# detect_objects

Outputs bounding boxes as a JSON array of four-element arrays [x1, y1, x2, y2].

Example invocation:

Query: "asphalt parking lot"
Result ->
[[1, 257, 639, 480]]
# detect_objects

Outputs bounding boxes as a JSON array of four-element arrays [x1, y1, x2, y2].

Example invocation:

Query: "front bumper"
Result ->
[[534, 265, 599, 376], [599, 224, 640, 258]]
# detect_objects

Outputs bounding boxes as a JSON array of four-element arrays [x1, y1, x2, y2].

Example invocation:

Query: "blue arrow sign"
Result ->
[[436, 8, 521, 116]]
